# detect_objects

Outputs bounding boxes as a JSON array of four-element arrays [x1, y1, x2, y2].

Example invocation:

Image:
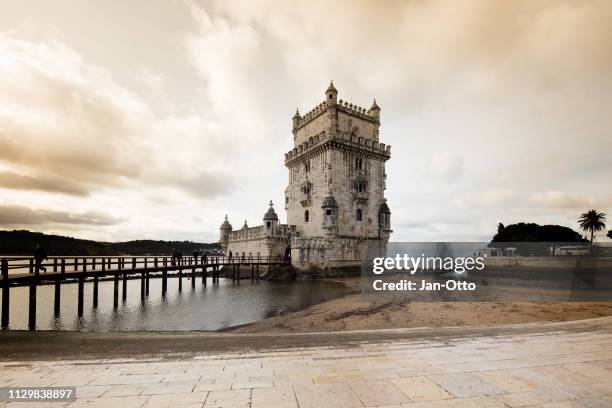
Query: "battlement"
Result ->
[[294, 98, 380, 132], [228, 224, 292, 241], [284, 130, 391, 165]]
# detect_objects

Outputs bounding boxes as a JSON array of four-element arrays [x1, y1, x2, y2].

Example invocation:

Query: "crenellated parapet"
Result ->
[[293, 98, 380, 132], [228, 224, 293, 242], [284, 131, 391, 166]]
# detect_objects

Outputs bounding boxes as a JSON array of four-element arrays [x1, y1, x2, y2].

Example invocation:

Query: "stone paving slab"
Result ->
[[1, 317, 612, 407]]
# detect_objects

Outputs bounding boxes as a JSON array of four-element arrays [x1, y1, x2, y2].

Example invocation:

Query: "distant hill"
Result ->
[[0, 230, 221, 256], [492, 223, 587, 243]]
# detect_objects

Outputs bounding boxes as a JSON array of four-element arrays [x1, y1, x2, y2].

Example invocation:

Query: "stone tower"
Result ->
[[219, 215, 233, 253], [284, 82, 392, 270]]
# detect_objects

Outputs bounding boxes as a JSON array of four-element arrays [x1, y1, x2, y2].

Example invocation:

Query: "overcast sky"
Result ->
[[0, 0, 611, 243]]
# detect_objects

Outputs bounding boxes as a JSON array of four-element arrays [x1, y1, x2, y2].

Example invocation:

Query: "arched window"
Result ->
[[355, 157, 363, 170], [304, 210, 309, 222], [356, 209, 362, 221]]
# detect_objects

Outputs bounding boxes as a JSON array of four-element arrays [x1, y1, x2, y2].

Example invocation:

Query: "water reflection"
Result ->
[[1, 278, 350, 331]]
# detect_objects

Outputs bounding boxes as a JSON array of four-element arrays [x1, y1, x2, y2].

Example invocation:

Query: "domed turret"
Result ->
[[263, 200, 279, 234], [292, 108, 301, 132], [378, 199, 391, 230], [368, 98, 380, 120], [263, 200, 279, 221], [321, 191, 338, 234], [219, 215, 233, 249], [325, 80, 338, 106], [220, 215, 232, 231], [321, 194, 338, 208], [242, 219, 248, 229]]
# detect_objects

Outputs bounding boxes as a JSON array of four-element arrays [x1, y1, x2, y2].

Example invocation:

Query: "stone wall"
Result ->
[[291, 237, 388, 271]]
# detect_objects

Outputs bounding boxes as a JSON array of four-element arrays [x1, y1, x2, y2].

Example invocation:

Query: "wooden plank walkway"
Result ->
[[0, 255, 289, 331]]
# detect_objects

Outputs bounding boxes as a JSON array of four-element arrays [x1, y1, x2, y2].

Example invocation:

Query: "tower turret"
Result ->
[[292, 109, 301, 137], [321, 191, 338, 235], [219, 215, 233, 252], [325, 81, 338, 106], [368, 98, 380, 120], [378, 199, 391, 233], [263, 200, 279, 234]]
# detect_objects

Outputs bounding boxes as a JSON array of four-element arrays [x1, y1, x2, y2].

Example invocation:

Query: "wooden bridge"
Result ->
[[0, 255, 289, 330]]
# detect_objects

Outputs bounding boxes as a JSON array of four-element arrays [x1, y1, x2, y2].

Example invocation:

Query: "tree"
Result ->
[[607, 230, 612, 240], [578, 210, 607, 247]]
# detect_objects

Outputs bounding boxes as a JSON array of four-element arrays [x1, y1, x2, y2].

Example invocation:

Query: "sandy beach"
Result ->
[[229, 277, 612, 333]]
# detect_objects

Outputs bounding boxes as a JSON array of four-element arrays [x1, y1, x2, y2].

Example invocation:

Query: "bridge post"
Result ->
[[61, 258, 65, 277], [256, 264, 260, 283], [2, 259, 9, 329], [140, 258, 146, 302], [161, 258, 167, 297], [54, 278, 61, 317], [117, 262, 127, 302], [74, 258, 78, 272], [191, 260, 195, 289], [177, 257, 182, 292], [53, 258, 57, 273], [93, 261, 99, 309], [251, 263, 254, 282], [202, 263, 206, 287], [145, 258, 150, 297], [28, 279, 37, 330], [192, 261, 196, 287], [113, 270, 119, 310], [77, 258, 85, 318]]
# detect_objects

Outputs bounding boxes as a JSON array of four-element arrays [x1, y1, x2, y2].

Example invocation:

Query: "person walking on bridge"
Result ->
[[33, 245, 47, 273]]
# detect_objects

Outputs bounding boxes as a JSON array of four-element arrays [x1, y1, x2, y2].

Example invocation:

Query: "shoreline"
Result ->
[[226, 277, 612, 333]]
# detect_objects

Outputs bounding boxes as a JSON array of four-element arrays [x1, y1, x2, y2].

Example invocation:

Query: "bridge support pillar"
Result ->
[[77, 275, 84, 318], [113, 273, 119, 309], [93, 275, 99, 308], [191, 266, 195, 289], [162, 269, 167, 297], [140, 271, 145, 301], [2, 259, 9, 329], [178, 268, 182, 292], [54, 279, 61, 316], [145, 273, 150, 297], [28, 283, 36, 330]]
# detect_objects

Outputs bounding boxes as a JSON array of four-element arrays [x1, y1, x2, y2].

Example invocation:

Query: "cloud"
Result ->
[[0, 170, 89, 196], [0, 33, 234, 201], [0, 1, 611, 241], [0, 204, 121, 226], [428, 152, 464, 182], [532, 191, 612, 211]]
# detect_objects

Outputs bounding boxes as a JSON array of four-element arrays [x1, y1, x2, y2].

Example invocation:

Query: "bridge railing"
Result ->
[[0, 254, 287, 277]]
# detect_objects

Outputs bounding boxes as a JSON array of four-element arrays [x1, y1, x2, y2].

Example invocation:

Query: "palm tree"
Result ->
[[578, 210, 607, 248]]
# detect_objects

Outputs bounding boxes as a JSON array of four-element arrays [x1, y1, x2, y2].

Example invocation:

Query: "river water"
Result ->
[[0, 277, 351, 331]]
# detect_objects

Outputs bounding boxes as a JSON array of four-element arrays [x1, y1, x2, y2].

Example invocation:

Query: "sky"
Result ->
[[0, 0, 611, 243]]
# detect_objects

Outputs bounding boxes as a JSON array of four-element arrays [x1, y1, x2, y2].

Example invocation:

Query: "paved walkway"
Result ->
[[2, 318, 612, 407]]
